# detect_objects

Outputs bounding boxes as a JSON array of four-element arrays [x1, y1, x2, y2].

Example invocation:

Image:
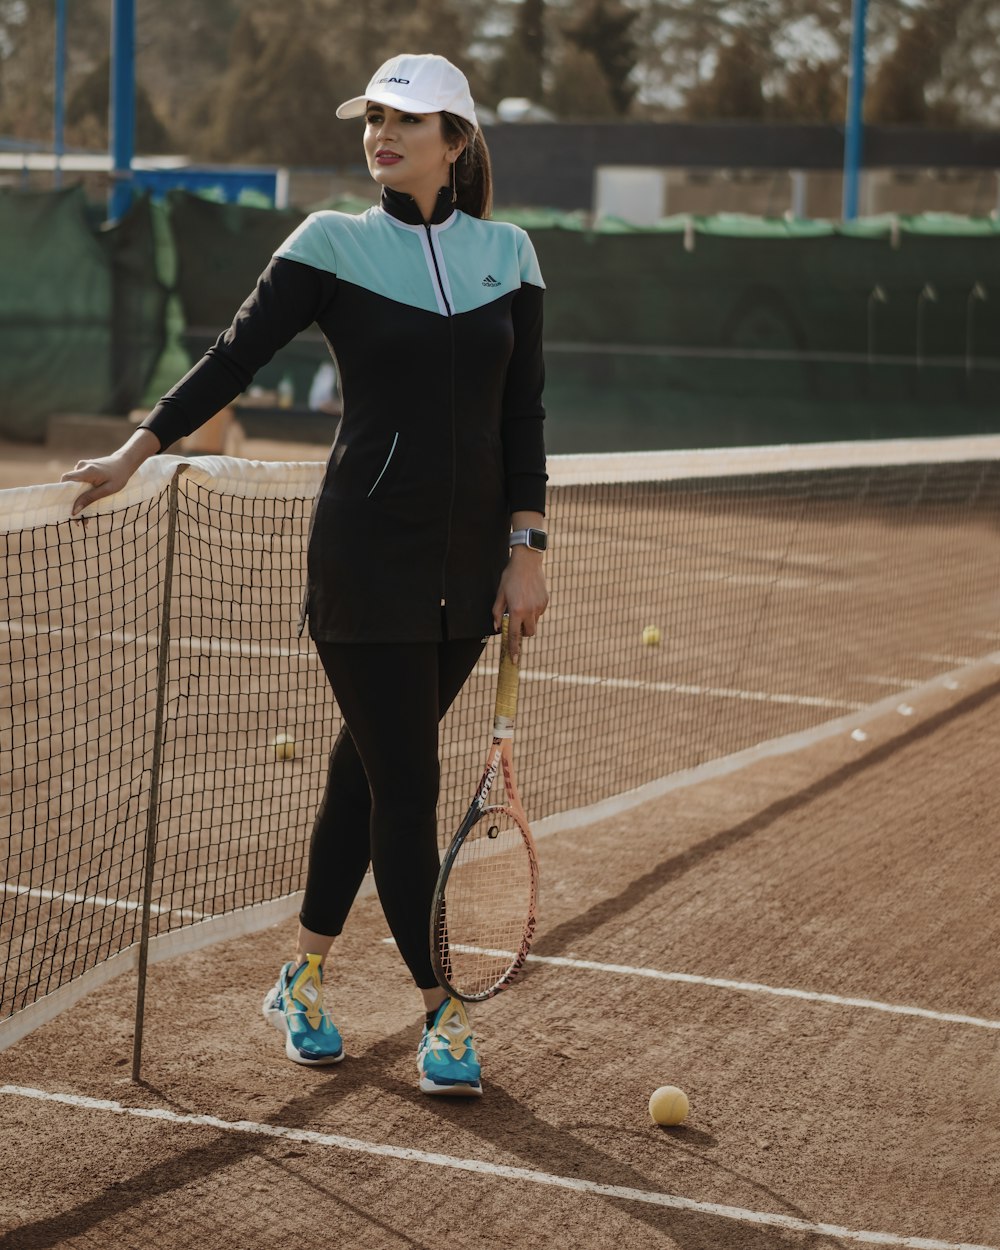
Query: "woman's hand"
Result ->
[[61, 429, 161, 516], [492, 546, 549, 662]]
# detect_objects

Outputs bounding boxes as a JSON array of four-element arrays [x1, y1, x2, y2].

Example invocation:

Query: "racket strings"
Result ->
[[436, 802, 535, 999]]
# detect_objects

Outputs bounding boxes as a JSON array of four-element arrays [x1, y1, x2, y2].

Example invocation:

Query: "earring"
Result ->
[[450, 159, 458, 205]]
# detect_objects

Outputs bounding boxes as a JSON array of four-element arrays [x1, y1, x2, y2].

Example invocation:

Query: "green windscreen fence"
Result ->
[[166, 192, 325, 415], [0, 188, 112, 440], [0, 187, 166, 441], [106, 195, 170, 417], [529, 222, 1000, 450], [1, 187, 999, 449]]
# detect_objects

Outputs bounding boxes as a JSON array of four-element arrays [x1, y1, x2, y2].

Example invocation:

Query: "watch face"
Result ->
[[527, 529, 547, 551]]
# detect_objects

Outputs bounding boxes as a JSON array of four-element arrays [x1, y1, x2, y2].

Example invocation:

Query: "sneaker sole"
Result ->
[[418, 1075, 483, 1097], [262, 990, 344, 1067]]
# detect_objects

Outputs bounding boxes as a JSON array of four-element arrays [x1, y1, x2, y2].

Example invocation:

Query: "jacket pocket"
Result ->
[[367, 432, 400, 498]]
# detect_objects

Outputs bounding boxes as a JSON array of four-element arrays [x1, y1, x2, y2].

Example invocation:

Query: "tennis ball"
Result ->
[[272, 732, 295, 761], [642, 625, 661, 646], [649, 1085, 689, 1126]]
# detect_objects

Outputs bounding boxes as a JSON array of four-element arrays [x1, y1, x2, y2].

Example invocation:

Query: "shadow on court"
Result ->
[[6, 681, 999, 1249], [0, 1017, 840, 1250], [533, 675, 1000, 960]]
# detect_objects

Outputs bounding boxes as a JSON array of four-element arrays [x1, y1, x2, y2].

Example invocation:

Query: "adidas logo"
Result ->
[[482, 274, 501, 287]]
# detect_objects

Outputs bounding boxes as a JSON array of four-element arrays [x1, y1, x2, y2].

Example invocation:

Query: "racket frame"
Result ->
[[430, 618, 540, 1002]]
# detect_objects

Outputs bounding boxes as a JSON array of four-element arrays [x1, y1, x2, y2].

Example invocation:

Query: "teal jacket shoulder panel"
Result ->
[[274, 208, 439, 315], [441, 217, 545, 316], [273, 210, 342, 274], [274, 209, 545, 318]]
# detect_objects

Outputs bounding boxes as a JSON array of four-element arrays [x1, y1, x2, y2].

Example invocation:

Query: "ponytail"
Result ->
[[441, 113, 493, 219]]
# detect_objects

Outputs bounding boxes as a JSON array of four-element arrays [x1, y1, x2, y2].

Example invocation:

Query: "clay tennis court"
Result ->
[[1, 438, 999, 1248]]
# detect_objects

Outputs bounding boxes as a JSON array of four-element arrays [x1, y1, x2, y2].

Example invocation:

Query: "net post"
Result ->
[[131, 466, 185, 1084]]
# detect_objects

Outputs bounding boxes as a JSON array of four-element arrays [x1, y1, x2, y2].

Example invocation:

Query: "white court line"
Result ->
[[0, 1085, 993, 1250], [914, 654, 977, 666], [1, 620, 315, 663], [697, 570, 853, 593], [528, 653, 1000, 845], [519, 668, 864, 712], [0, 883, 206, 923], [3, 619, 862, 710], [0, 890, 317, 1053], [5, 655, 998, 1056], [433, 945, 1000, 1033]]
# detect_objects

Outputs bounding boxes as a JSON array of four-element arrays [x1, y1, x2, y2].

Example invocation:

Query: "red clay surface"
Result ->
[[4, 438, 1000, 1248], [2, 660, 999, 1249]]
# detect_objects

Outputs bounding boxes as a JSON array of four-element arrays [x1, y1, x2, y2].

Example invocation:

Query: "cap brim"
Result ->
[[335, 91, 444, 120]]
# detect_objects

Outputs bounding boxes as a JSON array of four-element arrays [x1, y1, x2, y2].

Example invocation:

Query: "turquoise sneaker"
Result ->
[[417, 997, 482, 1096], [262, 954, 344, 1066]]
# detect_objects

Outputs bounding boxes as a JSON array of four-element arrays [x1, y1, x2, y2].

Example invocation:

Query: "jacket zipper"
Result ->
[[424, 222, 456, 613]]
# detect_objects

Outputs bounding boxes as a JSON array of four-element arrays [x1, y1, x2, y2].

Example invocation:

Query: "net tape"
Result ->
[[3, 438, 1000, 1042]]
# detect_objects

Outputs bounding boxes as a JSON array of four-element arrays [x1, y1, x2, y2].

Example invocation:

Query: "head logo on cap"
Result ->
[[336, 54, 478, 129]]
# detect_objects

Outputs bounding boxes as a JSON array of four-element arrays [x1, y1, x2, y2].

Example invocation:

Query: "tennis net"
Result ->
[[3, 437, 999, 1047]]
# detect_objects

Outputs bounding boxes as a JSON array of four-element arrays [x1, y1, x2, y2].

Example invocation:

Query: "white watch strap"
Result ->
[[509, 528, 547, 551]]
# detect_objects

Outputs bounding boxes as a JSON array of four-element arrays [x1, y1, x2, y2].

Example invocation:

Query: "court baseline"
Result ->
[[0, 1084, 993, 1250]]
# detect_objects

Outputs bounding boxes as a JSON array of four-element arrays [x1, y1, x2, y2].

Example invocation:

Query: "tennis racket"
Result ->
[[430, 614, 540, 1002]]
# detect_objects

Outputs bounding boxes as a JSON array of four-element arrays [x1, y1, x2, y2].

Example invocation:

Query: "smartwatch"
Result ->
[[509, 527, 547, 552]]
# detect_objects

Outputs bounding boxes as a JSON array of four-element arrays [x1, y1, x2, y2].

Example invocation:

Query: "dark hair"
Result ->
[[441, 113, 493, 219]]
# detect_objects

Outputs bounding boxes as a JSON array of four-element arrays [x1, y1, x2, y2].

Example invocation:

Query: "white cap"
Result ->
[[336, 53, 478, 128]]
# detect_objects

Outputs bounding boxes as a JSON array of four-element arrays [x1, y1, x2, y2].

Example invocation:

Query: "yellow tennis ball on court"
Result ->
[[649, 1085, 689, 1126], [642, 625, 661, 646], [272, 732, 295, 761]]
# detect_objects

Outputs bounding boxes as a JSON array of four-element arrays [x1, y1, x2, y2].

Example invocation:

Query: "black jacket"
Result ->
[[141, 186, 547, 642]]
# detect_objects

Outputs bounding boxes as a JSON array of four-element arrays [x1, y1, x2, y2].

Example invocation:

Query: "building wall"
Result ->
[[482, 122, 1000, 218], [4, 121, 999, 220]]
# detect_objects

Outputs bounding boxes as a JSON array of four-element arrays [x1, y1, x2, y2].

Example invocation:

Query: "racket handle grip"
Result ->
[[494, 614, 520, 731]]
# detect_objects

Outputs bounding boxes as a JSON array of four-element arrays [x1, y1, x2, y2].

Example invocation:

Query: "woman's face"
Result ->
[[363, 103, 464, 194]]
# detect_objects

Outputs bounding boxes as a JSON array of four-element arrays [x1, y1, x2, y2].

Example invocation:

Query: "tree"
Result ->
[[686, 33, 766, 120], [770, 60, 846, 123], [136, 0, 243, 151], [548, 45, 617, 119], [66, 55, 173, 153], [931, 0, 1000, 129], [491, 0, 546, 104], [203, 8, 351, 166], [628, 0, 805, 115], [560, 0, 638, 116], [0, 1, 56, 141], [0, 0, 112, 141], [1, 0, 997, 160], [867, 0, 967, 126]]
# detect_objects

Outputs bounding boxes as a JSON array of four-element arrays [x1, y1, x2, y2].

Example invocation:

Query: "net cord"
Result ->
[[4, 437, 1000, 532]]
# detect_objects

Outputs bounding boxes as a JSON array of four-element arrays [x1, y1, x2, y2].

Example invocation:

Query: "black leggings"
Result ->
[[300, 635, 486, 989]]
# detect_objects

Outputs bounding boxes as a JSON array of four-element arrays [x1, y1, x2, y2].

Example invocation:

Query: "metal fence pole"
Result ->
[[131, 468, 184, 1083], [53, 0, 67, 189], [108, 0, 136, 221], [842, 0, 869, 221]]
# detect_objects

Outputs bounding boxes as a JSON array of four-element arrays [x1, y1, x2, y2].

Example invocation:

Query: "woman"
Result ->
[[63, 53, 548, 1097]]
